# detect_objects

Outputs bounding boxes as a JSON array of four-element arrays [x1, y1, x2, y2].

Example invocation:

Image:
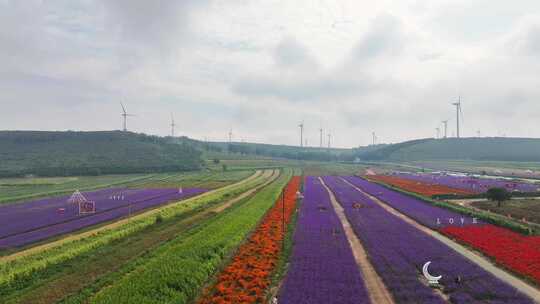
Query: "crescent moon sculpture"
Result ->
[[422, 261, 442, 285]]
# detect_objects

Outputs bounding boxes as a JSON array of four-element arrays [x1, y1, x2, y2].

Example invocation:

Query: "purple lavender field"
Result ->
[[392, 172, 540, 193], [323, 176, 534, 304], [345, 176, 480, 229], [278, 176, 370, 304], [0, 187, 206, 248]]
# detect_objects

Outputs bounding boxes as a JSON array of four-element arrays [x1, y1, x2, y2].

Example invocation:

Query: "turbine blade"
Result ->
[[120, 102, 126, 114]]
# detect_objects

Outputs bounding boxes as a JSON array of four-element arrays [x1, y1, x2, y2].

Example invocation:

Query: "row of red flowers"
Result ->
[[368, 174, 474, 196], [442, 224, 540, 285], [198, 176, 301, 304]]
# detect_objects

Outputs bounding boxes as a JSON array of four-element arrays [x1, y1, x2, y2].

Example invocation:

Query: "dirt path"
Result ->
[[319, 177, 395, 304], [340, 177, 540, 304], [0, 170, 264, 263], [212, 170, 278, 213]]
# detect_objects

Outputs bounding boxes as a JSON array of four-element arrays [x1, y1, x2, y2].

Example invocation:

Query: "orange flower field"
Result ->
[[367, 174, 474, 196], [198, 176, 301, 304]]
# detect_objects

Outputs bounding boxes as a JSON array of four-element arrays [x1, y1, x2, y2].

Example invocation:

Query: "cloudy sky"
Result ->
[[1, 0, 540, 147]]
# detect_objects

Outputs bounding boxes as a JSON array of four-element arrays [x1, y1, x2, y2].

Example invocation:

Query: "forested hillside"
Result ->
[[0, 131, 202, 177], [189, 140, 370, 162]]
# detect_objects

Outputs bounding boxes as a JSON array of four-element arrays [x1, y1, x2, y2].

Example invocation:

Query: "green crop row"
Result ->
[[0, 170, 272, 289], [89, 168, 292, 304]]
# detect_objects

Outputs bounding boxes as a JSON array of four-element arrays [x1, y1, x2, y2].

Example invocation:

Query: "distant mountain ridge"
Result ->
[[2, 130, 539, 177], [359, 137, 540, 162]]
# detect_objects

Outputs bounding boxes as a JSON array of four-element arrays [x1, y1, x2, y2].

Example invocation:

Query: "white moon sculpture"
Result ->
[[422, 261, 442, 285]]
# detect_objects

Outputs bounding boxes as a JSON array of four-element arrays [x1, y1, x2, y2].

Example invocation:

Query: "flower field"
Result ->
[[0, 171, 273, 291], [323, 176, 534, 303], [2, 170, 539, 304], [390, 172, 540, 194], [198, 176, 300, 304], [347, 176, 540, 287], [442, 224, 540, 285], [87, 169, 291, 304], [367, 174, 474, 196], [345, 176, 479, 229], [278, 176, 370, 304], [0, 187, 206, 248]]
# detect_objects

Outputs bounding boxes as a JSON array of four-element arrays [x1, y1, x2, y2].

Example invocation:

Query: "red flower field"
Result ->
[[198, 176, 301, 304], [368, 175, 475, 196], [442, 224, 540, 285]]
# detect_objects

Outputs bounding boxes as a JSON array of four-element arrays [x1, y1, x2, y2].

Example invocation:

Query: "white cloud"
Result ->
[[1, 0, 540, 146]]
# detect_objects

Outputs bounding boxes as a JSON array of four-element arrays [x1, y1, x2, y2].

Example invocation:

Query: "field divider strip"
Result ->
[[319, 177, 395, 304], [0, 170, 264, 263], [340, 177, 540, 303]]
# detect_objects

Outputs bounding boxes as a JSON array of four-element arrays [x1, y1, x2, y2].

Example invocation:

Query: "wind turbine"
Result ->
[[441, 120, 448, 138], [372, 132, 377, 145], [298, 121, 304, 147], [319, 124, 323, 148], [452, 97, 464, 138], [170, 113, 176, 137], [228, 128, 233, 143], [327, 132, 331, 149], [436, 127, 440, 139], [120, 102, 135, 132]]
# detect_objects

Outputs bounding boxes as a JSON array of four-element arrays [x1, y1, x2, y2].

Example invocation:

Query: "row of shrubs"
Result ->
[[432, 191, 540, 200]]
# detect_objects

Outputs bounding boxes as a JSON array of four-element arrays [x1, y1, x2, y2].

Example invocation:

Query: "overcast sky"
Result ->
[[1, 0, 540, 147]]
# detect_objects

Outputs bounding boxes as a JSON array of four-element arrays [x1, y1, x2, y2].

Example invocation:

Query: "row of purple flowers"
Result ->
[[346, 176, 480, 229], [325, 176, 533, 303], [392, 172, 540, 193], [278, 176, 370, 303], [0, 187, 206, 248]]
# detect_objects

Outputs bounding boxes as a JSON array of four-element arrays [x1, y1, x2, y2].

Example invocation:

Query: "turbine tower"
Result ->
[[327, 132, 331, 149], [170, 113, 176, 137], [372, 132, 376, 145], [298, 121, 304, 147], [452, 97, 463, 138], [228, 128, 232, 143], [120, 102, 134, 132], [442, 120, 448, 138], [436, 127, 440, 139], [319, 126, 323, 148]]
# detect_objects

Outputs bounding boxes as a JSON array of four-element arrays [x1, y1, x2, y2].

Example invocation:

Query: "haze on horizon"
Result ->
[[1, 0, 540, 148]]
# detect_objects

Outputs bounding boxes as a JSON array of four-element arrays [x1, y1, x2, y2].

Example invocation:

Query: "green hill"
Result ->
[[359, 137, 540, 162], [6, 130, 537, 178], [0, 131, 202, 177]]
